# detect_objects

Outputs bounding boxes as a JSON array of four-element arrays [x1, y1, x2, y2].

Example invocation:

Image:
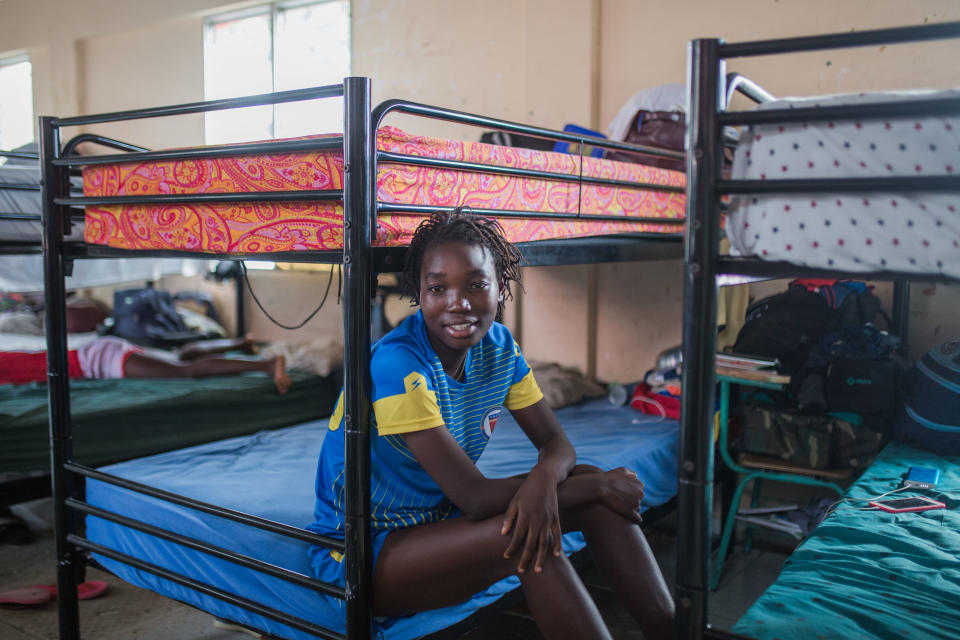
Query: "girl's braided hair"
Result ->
[[401, 209, 524, 320]]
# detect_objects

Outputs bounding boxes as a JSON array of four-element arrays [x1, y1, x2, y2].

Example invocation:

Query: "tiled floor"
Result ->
[[0, 503, 791, 640]]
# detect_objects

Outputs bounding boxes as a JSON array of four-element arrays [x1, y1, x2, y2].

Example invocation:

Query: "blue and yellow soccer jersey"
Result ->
[[308, 311, 542, 551]]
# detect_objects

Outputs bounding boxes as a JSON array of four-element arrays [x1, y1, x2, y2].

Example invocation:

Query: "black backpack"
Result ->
[[109, 287, 207, 347], [733, 284, 837, 374]]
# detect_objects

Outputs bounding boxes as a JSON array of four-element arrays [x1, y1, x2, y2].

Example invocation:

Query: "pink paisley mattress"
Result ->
[[82, 126, 686, 254]]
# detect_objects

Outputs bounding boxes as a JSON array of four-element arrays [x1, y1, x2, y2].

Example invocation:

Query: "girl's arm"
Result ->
[[503, 400, 644, 571], [405, 399, 644, 573]]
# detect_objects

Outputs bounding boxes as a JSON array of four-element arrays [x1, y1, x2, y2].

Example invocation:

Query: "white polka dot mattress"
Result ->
[[725, 90, 960, 278]]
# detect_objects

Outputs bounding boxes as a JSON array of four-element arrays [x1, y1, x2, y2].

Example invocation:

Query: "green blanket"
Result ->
[[0, 371, 339, 473], [734, 441, 960, 640]]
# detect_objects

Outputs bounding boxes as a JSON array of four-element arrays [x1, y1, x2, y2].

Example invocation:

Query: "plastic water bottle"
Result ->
[[608, 383, 637, 406]]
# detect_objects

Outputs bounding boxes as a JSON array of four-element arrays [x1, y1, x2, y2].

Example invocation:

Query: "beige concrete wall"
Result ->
[[78, 17, 206, 149], [353, 0, 597, 140], [599, 0, 960, 130], [522, 264, 594, 373], [595, 260, 684, 382]]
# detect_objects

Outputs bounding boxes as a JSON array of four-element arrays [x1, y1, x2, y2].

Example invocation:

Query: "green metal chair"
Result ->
[[711, 373, 848, 590]]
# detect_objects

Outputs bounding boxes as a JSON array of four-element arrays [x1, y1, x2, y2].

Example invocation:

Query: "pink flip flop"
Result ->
[[33, 580, 109, 601], [0, 587, 53, 606]]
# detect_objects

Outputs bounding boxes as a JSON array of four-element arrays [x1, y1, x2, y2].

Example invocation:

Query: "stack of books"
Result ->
[[735, 504, 803, 539]]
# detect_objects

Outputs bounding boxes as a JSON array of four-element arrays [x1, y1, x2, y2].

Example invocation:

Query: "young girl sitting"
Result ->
[[308, 210, 673, 639]]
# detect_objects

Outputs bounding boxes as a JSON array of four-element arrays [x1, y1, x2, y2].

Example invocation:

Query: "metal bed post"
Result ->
[[234, 262, 246, 337], [678, 38, 723, 640], [342, 76, 375, 640], [892, 281, 910, 357], [40, 115, 81, 640]]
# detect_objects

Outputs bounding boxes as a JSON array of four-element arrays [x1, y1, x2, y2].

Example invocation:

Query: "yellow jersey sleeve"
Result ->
[[373, 371, 445, 436], [504, 369, 543, 411]]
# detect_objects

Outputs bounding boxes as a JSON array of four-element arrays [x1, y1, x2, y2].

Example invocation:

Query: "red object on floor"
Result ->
[[33, 580, 109, 601], [0, 587, 52, 606], [629, 383, 681, 420]]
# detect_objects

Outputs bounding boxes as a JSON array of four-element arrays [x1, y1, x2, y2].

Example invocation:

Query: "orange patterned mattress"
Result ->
[[82, 126, 685, 253]]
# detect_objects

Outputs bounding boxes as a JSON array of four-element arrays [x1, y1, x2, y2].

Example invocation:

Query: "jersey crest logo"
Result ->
[[481, 407, 501, 438]]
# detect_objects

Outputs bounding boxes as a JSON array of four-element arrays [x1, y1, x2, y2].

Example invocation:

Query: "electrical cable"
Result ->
[[630, 394, 667, 422], [239, 261, 336, 330], [823, 484, 913, 517]]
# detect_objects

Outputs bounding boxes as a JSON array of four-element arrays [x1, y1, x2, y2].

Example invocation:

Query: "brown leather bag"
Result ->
[[607, 110, 685, 171]]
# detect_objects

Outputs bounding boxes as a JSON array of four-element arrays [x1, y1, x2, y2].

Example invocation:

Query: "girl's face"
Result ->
[[419, 241, 501, 361]]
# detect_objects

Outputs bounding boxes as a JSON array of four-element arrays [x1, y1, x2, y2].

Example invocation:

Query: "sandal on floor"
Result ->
[[33, 580, 109, 601], [0, 587, 53, 607]]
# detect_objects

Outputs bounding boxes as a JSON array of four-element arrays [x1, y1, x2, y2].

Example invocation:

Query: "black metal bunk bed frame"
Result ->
[[0, 140, 248, 508], [42, 77, 685, 640], [679, 20, 960, 640]]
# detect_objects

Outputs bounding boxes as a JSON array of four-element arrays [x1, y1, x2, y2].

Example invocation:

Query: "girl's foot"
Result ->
[[271, 355, 291, 394]]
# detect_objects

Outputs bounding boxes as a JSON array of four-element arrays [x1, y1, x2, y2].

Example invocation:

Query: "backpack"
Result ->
[[605, 110, 686, 170], [109, 287, 207, 347], [734, 282, 899, 416], [736, 404, 886, 469], [733, 284, 837, 374], [895, 338, 960, 455]]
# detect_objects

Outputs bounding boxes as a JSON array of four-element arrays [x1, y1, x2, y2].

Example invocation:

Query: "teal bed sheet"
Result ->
[[733, 441, 960, 640], [0, 371, 339, 473]]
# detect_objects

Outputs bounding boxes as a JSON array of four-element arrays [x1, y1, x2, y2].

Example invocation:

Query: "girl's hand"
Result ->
[[598, 467, 645, 525], [501, 468, 562, 575]]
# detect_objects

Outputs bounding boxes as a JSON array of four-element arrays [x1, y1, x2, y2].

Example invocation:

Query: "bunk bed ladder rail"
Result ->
[[679, 19, 960, 640], [678, 37, 724, 640], [342, 76, 376, 640], [40, 114, 83, 640]]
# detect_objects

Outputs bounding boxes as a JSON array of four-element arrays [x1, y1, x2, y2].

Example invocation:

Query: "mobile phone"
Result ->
[[868, 496, 945, 513], [904, 466, 941, 489]]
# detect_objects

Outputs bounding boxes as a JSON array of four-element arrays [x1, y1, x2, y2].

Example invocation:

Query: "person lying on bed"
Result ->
[[308, 210, 674, 639], [0, 334, 291, 393]]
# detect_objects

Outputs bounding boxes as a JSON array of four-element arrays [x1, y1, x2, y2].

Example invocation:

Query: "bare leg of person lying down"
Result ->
[[123, 351, 291, 394], [175, 333, 259, 360]]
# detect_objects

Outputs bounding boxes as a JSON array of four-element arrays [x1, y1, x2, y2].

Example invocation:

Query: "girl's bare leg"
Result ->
[[374, 515, 612, 640], [123, 352, 290, 393], [560, 465, 674, 640], [563, 503, 674, 640]]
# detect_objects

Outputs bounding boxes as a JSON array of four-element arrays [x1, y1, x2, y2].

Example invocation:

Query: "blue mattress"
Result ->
[[85, 397, 678, 640], [733, 441, 960, 640]]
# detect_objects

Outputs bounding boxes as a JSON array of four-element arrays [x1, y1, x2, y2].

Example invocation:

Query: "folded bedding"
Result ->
[[85, 397, 678, 640], [726, 90, 960, 278], [81, 126, 686, 253], [734, 441, 960, 640], [0, 371, 340, 473]]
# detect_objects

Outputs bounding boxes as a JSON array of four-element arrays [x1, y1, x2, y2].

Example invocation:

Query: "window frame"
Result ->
[[202, 0, 350, 141], [0, 52, 35, 151]]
